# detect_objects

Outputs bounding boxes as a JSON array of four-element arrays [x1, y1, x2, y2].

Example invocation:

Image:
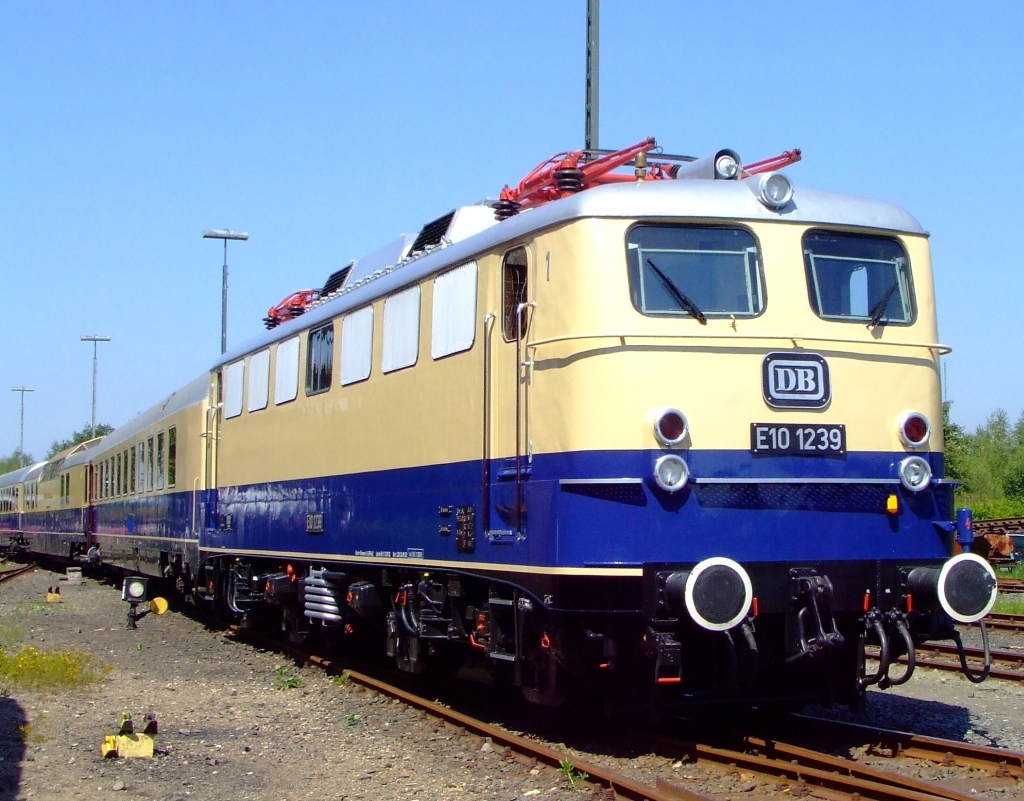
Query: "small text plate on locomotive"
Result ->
[[751, 423, 846, 455]]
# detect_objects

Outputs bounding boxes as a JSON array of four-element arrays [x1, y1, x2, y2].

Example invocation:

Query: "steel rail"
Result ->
[[628, 725, 983, 801], [984, 612, 1024, 633], [869, 642, 1024, 681], [789, 714, 1024, 780], [225, 624, 999, 801], [0, 563, 36, 584], [225, 627, 707, 801]]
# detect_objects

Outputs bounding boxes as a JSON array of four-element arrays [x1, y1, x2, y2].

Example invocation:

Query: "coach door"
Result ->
[[483, 245, 534, 546], [84, 463, 97, 539]]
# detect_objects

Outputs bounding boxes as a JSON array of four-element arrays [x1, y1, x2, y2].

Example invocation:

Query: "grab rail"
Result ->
[[525, 331, 951, 355]]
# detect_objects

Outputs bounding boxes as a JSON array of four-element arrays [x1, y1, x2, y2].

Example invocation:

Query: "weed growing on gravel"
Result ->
[[331, 670, 352, 687], [557, 759, 588, 791], [274, 666, 303, 690], [0, 645, 106, 691], [18, 714, 48, 743]]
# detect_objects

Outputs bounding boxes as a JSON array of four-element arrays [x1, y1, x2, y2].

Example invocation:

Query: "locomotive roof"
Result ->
[[67, 372, 210, 464], [214, 178, 927, 369], [0, 462, 46, 488]]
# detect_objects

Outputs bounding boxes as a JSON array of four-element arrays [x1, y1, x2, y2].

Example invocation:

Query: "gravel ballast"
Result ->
[[1, 566, 1022, 801]]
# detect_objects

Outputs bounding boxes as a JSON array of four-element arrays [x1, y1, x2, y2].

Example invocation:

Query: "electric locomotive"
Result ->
[[1, 138, 998, 711]]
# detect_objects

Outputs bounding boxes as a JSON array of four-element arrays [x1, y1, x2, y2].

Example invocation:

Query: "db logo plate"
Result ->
[[762, 352, 830, 409]]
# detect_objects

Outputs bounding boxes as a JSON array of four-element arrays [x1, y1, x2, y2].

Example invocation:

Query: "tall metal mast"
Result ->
[[585, 0, 600, 152]]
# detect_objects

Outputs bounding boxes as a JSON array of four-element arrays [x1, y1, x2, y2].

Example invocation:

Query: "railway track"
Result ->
[[997, 577, 1024, 593], [226, 624, 1022, 801], [984, 611, 1024, 633], [0, 563, 35, 584]]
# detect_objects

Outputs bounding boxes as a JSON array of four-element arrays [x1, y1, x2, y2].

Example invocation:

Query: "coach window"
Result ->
[[168, 427, 177, 487], [382, 286, 420, 373], [156, 432, 165, 490], [274, 336, 300, 405], [306, 323, 334, 395], [137, 443, 144, 493], [340, 306, 373, 385], [248, 348, 270, 412], [626, 225, 764, 319], [147, 437, 155, 491], [502, 247, 528, 341], [130, 447, 136, 494], [432, 262, 478, 359], [117, 453, 123, 496], [223, 360, 245, 419], [803, 230, 915, 325]]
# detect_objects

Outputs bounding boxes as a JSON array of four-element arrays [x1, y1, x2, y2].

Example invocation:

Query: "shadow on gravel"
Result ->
[[0, 696, 26, 801], [808, 690, 974, 742]]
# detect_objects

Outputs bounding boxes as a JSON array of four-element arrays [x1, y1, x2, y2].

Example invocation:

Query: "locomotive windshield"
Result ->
[[803, 231, 914, 326], [626, 225, 763, 319]]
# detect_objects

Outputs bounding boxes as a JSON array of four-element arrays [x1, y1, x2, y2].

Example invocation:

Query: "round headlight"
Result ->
[[754, 172, 793, 209], [899, 412, 931, 448], [654, 454, 689, 492], [715, 153, 740, 180], [653, 408, 688, 447], [127, 580, 146, 599], [898, 456, 932, 492]]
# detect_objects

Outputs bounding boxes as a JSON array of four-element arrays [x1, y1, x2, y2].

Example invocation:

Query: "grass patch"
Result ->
[[993, 595, 1024, 615], [0, 645, 106, 691]]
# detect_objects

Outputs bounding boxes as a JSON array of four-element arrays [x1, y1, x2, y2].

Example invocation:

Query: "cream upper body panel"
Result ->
[[527, 218, 942, 456]]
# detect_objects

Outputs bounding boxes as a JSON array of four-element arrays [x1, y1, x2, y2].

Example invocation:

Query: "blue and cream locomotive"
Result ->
[[0, 139, 997, 709]]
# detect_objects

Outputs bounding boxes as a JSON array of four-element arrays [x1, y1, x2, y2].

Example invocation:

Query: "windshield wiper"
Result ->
[[867, 282, 900, 328], [646, 259, 707, 325]]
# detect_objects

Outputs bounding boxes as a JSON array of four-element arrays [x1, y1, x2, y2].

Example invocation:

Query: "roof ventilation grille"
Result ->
[[409, 210, 456, 255], [321, 264, 353, 297]]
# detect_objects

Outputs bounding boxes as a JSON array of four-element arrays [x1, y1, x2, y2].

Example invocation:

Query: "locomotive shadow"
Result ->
[[808, 691, 975, 742], [0, 696, 27, 801]]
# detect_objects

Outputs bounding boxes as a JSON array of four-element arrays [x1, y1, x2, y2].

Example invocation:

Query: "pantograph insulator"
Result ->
[[553, 168, 585, 194], [492, 199, 521, 221]]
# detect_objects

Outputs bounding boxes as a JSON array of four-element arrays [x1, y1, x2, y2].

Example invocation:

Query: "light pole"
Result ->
[[585, 0, 600, 151], [202, 229, 249, 354], [80, 335, 111, 440], [10, 387, 34, 467]]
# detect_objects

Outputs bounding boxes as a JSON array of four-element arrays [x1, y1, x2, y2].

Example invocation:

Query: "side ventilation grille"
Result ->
[[409, 210, 455, 255]]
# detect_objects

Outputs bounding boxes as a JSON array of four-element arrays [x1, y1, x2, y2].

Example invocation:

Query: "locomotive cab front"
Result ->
[[515, 176, 995, 707]]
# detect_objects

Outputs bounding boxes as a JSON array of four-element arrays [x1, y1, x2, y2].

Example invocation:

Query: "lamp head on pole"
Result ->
[[203, 229, 249, 241], [80, 335, 111, 343]]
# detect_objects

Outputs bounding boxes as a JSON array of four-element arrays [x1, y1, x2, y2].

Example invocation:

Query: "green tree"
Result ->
[[0, 449, 34, 474], [950, 406, 1024, 519], [46, 423, 113, 458]]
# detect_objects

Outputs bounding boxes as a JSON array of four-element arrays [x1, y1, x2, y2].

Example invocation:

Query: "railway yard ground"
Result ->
[[2, 565, 1024, 801]]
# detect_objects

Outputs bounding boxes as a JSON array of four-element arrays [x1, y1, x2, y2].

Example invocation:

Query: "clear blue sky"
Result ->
[[2, 2, 1023, 460]]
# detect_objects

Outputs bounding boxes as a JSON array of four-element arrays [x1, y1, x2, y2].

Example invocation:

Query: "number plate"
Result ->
[[750, 423, 846, 455]]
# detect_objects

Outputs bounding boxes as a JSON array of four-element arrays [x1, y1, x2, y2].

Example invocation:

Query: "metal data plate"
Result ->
[[750, 423, 846, 456]]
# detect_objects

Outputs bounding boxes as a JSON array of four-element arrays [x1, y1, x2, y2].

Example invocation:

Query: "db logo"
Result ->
[[762, 353, 830, 409]]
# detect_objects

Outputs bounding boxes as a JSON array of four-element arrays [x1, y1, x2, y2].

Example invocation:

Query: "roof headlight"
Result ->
[[898, 456, 932, 492], [654, 454, 689, 493], [748, 171, 794, 209], [714, 153, 740, 180]]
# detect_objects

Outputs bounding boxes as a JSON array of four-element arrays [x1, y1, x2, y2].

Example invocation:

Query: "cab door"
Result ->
[[484, 245, 534, 545]]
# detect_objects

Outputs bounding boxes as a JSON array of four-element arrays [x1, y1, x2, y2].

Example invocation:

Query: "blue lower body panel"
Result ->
[[204, 449, 954, 568]]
